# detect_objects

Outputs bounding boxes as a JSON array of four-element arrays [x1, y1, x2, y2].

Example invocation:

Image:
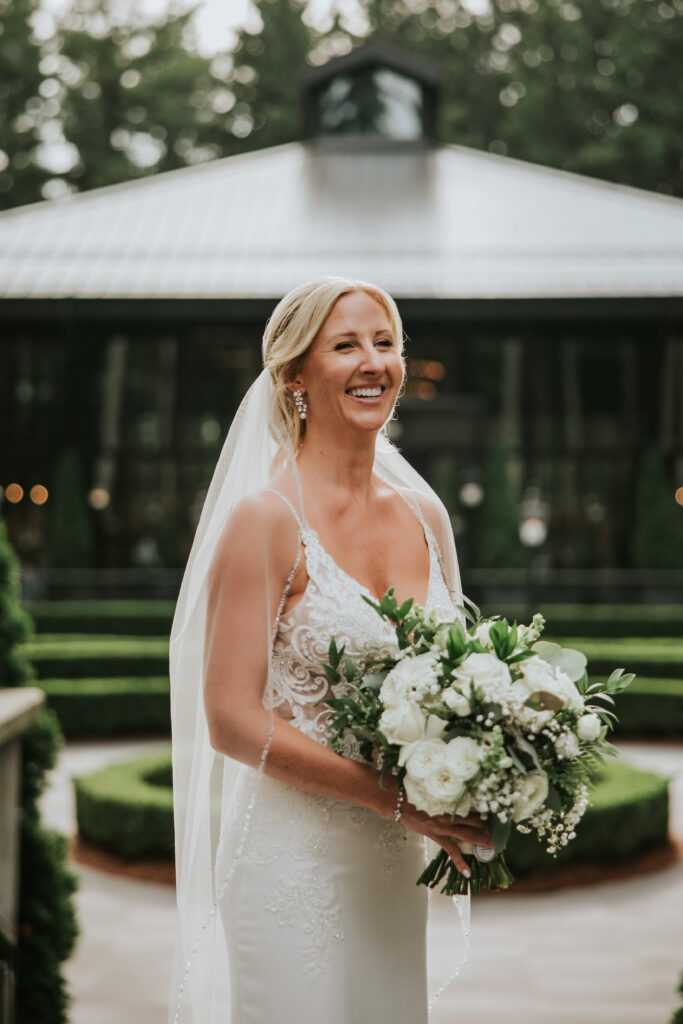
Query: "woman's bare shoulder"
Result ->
[[211, 485, 301, 579]]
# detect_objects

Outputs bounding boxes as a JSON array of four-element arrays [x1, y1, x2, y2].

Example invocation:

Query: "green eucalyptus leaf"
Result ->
[[489, 814, 512, 853], [532, 640, 587, 682], [524, 690, 564, 712]]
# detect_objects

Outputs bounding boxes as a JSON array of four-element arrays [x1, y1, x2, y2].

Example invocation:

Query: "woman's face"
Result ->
[[293, 290, 404, 437]]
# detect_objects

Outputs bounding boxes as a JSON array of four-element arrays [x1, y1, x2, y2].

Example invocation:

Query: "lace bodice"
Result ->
[[264, 487, 457, 747]]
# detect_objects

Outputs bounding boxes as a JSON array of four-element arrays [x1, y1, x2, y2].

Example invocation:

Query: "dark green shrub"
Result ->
[[550, 637, 683, 680], [47, 448, 95, 569], [0, 516, 78, 1024], [487, 604, 683, 639], [75, 749, 174, 859], [612, 677, 683, 738], [25, 600, 175, 637], [507, 760, 669, 877], [40, 677, 171, 737], [476, 438, 528, 569], [631, 447, 683, 569], [23, 635, 169, 678]]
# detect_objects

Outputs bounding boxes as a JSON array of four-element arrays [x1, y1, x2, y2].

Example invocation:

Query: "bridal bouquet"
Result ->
[[323, 591, 634, 894]]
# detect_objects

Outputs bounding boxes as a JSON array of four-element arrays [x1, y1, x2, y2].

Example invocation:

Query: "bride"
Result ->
[[168, 277, 492, 1024]]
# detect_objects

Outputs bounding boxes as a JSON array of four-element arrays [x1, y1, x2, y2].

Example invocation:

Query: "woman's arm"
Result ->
[[203, 492, 491, 874]]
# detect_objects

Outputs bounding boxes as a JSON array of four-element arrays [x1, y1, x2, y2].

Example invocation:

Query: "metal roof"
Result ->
[[1, 140, 682, 300]]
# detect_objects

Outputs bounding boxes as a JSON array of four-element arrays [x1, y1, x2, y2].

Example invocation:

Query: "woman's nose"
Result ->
[[359, 342, 384, 372]]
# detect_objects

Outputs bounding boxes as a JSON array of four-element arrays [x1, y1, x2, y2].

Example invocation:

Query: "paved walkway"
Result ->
[[42, 739, 683, 1024]]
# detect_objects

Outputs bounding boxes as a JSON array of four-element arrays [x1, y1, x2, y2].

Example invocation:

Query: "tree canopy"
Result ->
[[0, 0, 681, 209]]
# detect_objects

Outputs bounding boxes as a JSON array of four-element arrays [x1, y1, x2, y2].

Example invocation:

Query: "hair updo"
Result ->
[[262, 276, 405, 453]]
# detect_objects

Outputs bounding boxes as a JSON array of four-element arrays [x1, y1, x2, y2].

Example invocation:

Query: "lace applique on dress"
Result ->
[[258, 487, 457, 980]]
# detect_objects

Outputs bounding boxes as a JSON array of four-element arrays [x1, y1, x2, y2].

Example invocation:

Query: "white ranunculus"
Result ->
[[577, 712, 602, 741], [380, 653, 439, 706], [379, 700, 426, 746], [511, 770, 549, 823], [451, 652, 512, 700], [445, 736, 482, 781], [554, 731, 580, 759], [442, 686, 472, 716]]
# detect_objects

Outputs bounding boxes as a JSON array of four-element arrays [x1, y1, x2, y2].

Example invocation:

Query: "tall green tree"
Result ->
[[56, 0, 235, 192], [48, 449, 95, 568], [630, 446, 683, 568], [225, 0, 314, 154], [0, 515, 78, 1023], [476, 438, 529, 569], [0, 0, 52, 208]]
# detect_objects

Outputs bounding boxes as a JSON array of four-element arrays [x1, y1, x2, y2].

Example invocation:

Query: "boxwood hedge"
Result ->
[[27, 600, 683, 640], [74, 749, 174, 860], [40, 677, 170, 737], [75, 753, 668, 879], [506, 759, 669, 877]]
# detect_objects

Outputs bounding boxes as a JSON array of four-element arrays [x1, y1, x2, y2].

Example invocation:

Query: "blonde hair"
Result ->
[[262, 276, 405, 452]]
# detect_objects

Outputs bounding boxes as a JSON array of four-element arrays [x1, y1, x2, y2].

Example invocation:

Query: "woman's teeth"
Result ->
[[347, 387, 383, 398]]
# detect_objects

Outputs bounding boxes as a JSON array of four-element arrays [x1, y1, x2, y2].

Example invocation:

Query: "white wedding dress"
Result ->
[[216, 485, 458, 1024]]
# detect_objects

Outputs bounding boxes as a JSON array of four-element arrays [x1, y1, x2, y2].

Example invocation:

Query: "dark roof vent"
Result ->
[[299, 40, 441, 149]]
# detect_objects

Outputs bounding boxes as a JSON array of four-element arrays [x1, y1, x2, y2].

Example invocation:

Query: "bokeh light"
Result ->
[[30, 484, 49, 505], [6, 483, 24, 503], [88, 487, 110, 510]]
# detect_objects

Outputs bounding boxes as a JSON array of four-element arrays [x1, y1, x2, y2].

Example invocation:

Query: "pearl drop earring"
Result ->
[[293, 388, 307, 421]]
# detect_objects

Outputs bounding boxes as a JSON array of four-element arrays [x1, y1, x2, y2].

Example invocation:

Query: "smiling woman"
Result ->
[[169, 276, 481, 1024]]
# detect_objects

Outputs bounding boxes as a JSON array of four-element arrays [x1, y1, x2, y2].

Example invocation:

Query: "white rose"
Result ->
[[510, 681, 554, 730], [511, 770, 549, 823], [517, 655, 558, 696], [577, 713, 602, 741], [380, 653, 439, 706], [445, 736, 481, 781], [552, 670, 585, 712], [554, 731, 580, 759], [404, 739, 470, 816], [515, 657, 584, 712], [403, 775, 453, 818], [379, 701, 426, 746], [442, 687, 471, 716], [451, 652, 512, 700], [474, 621, 494, 648]]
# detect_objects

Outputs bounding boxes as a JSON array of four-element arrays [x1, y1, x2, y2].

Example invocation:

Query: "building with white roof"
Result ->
[[1, 40, 681, 584]]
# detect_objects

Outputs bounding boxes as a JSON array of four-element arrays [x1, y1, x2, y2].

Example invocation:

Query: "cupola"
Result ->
[[299, 40, 441, 149]]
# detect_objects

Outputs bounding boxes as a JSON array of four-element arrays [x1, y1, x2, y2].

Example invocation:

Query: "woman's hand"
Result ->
[[401, 800, 495, 877]]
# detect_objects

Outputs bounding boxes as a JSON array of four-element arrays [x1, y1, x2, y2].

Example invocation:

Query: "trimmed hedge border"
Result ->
[[25, 600, 175, 637], [23, 635, 169, 679], [75, 752, 669, 881], [38, 674, 683, 740], [506, 759, 669, 877], [40, 678, 170, 738], [75, 749, 174, 860], [27, 600, 683, 639]]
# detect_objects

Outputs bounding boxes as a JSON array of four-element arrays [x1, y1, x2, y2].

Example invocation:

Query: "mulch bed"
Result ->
[[71, 835, 681, 893]]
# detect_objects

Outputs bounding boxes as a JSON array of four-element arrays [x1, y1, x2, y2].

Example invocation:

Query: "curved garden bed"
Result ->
[[75, 752, 670, 887]]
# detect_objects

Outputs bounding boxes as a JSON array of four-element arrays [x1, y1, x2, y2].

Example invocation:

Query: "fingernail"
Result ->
[[463, 868, 471, 878]]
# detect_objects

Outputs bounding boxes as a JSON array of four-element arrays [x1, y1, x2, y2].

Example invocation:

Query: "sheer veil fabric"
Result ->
[[168, 366, 468, 1024]]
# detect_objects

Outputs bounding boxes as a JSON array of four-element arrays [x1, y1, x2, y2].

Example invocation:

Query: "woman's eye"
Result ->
[[377, 338, 394, 347], [334, 341, 353, 350]]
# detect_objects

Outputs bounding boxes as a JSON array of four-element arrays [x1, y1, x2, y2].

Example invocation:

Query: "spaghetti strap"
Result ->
[[263, 488, 307, 535]]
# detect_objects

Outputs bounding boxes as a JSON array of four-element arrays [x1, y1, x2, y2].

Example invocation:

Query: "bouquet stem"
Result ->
[[417, 848, 515, 895]]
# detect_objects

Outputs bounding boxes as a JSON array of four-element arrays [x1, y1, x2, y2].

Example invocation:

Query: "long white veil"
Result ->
[[168, 351, 468, 1023]]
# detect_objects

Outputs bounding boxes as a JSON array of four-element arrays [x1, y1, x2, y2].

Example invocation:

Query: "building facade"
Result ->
[[1, 42, 682, 591]]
